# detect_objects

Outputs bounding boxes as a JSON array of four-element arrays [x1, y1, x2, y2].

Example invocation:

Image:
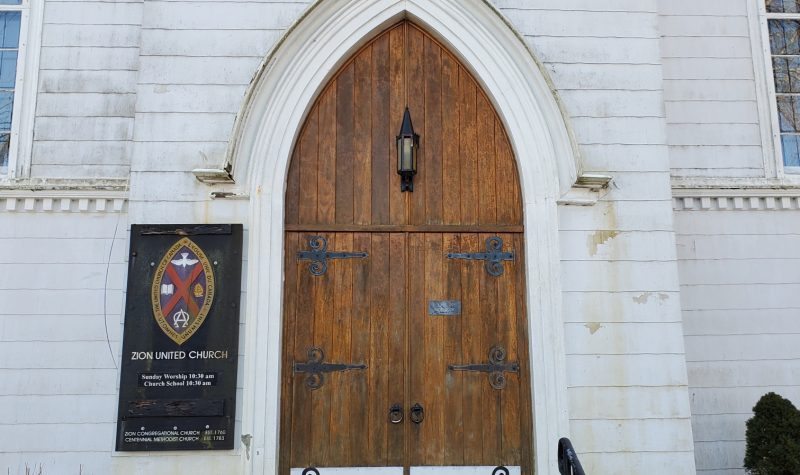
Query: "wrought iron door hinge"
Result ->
[[293, 347, 367, 390], [448, 345, 519, 390], [297, 235, 368, 276], [447, 236, 514, 276]]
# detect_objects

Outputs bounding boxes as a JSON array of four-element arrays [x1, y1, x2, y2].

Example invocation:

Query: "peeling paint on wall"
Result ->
[[587, 229, 619, 256]]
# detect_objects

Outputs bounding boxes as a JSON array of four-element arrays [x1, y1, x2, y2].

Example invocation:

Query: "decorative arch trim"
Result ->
[[235, 2, 571, 474]]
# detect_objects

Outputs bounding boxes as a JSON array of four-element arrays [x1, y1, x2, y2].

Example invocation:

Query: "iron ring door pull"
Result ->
[[410, 403, 424, 424], [492, 467, 510, 475], [301, 469, 320, 475], [389, 404, 404, 424]]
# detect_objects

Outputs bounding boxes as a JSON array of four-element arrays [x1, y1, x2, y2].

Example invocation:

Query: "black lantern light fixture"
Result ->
[[396, 107, 419, 192]]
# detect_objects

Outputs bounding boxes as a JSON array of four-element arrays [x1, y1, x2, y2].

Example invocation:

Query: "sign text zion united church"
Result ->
[[115, 224, 243, 451]]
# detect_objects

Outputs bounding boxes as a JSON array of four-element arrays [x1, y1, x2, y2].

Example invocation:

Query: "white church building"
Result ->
[[1, 0, 798, 474]]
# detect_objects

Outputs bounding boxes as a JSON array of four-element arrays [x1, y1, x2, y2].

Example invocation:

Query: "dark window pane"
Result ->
[[773, 20, 800, 55], [0, 12, 20, 49], [770, 20, 788, 54], [0, 91, 14, 130], [778, 97, 798, 132], [774, 57, 791, 92], [0, 132, 8, 173], [782, 135, 800, 166], [0, 50, 18, 89], [767, 0, 783, 13], [768, 0, 800, 13]]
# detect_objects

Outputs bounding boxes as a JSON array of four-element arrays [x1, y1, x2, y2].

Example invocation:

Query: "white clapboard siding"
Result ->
[[33, 4, 143, 179], [659, 15, 749, 36], [676, 209, 800, 474], [564, 321, 686, 355], [492, 0, 657, 12], [0, 423, 115, 452], [38, 70, 138, 94], [690, 386, 800, 415], [559, 230, 677, 261], [684, 308, 800, 335], [677, 233, 800, 260], [136, 84, 247, 113], [559, 90, 664, 118], [125, 197, 251, 225], [561, 261, 680, 292], [663, 79, 757, 102], [528, 36, 660, 64], [0, 314, 122, 341], [44, 2, 143, 25], [0, 368, 119, 396], [578, 452, 696, 475], [662, 58, 755, 81], [132, 112, 237, 142], [0, 394, 117, 424], [579, 143, 671, 172], [138, 56, 262, 85], [0, 237, 125, 263], [0, 341, 119, 368], [559, 201, 677, 231], [693, 440, 746, 473], [665, 101, 759, 124], [570, 418, 695, 452], [141, 28, 283, 57], [0, 263, 125, 290], [42, 23, 141, 47], [659, 0, 762, 178], [566, 354, 690, 387], [142, 2, 306, 30], [35, 117, 133, 142], [130, 140, 228, 172], [689, 359, 800, 388], [40, 46, 139, 71], [571, 117, 667, 145], [569, 385, 691, 419], [545, 64, 663, 91], [502, 10, 659, 38], [562, 290, 682, 324], [129, 171, 216, 202], [37, 92, 137, 118]]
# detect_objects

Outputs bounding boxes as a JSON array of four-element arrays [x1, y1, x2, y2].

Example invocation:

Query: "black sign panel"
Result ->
[[116, 224, 243, 451]]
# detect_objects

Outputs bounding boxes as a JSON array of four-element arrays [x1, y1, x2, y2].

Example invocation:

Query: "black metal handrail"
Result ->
[[558, 437, 586, 475]]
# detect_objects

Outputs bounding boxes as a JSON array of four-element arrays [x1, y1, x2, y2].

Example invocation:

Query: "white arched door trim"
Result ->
[[235, 2, 574, 474]]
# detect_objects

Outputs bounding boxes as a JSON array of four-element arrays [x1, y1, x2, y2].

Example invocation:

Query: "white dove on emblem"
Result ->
[[171, 252, 199, 268]]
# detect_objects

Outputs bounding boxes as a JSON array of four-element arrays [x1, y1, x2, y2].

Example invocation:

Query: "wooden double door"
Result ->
[[278, 21, 532, 474], [280, 232, 531, 473]]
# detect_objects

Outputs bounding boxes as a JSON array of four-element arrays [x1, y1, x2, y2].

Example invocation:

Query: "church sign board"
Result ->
[[116, 224, 243, 451]]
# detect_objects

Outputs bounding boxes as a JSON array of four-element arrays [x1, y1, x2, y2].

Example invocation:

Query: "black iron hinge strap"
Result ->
[[297, 235, 368, 276], [293, 347, 367, 390], [447, 236, 514, 276], [448, 345, 519, 390]]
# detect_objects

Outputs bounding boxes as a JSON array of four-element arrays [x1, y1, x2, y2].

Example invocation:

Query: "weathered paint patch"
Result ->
[[587, 229, 619, 256], [585, 322, 603, 335]]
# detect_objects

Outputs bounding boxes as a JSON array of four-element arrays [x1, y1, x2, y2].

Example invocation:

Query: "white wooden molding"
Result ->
[[0, 179, 128, 212], [673, 187, 800, 211], [232, 2, 576, 475]]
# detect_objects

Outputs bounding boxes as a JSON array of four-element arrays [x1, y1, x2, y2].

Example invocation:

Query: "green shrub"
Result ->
[[744, 392, 800, 474]]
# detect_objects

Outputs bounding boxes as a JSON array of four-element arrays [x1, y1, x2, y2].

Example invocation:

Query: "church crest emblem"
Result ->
[[151, 237, 215, 345]]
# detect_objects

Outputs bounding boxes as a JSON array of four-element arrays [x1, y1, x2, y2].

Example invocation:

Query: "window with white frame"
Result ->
[[0, 0, 37, 178], [766, 1, 800, 169]]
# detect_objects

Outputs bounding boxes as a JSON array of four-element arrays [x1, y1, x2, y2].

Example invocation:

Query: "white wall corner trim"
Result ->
[[231, 2, 575, 474]]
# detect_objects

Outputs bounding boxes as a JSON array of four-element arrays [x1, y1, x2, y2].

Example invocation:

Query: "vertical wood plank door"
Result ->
[[280, 20, 531, 475]]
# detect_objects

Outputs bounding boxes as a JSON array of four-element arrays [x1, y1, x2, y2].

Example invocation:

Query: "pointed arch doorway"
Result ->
[[279, 21, 533, 475]]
